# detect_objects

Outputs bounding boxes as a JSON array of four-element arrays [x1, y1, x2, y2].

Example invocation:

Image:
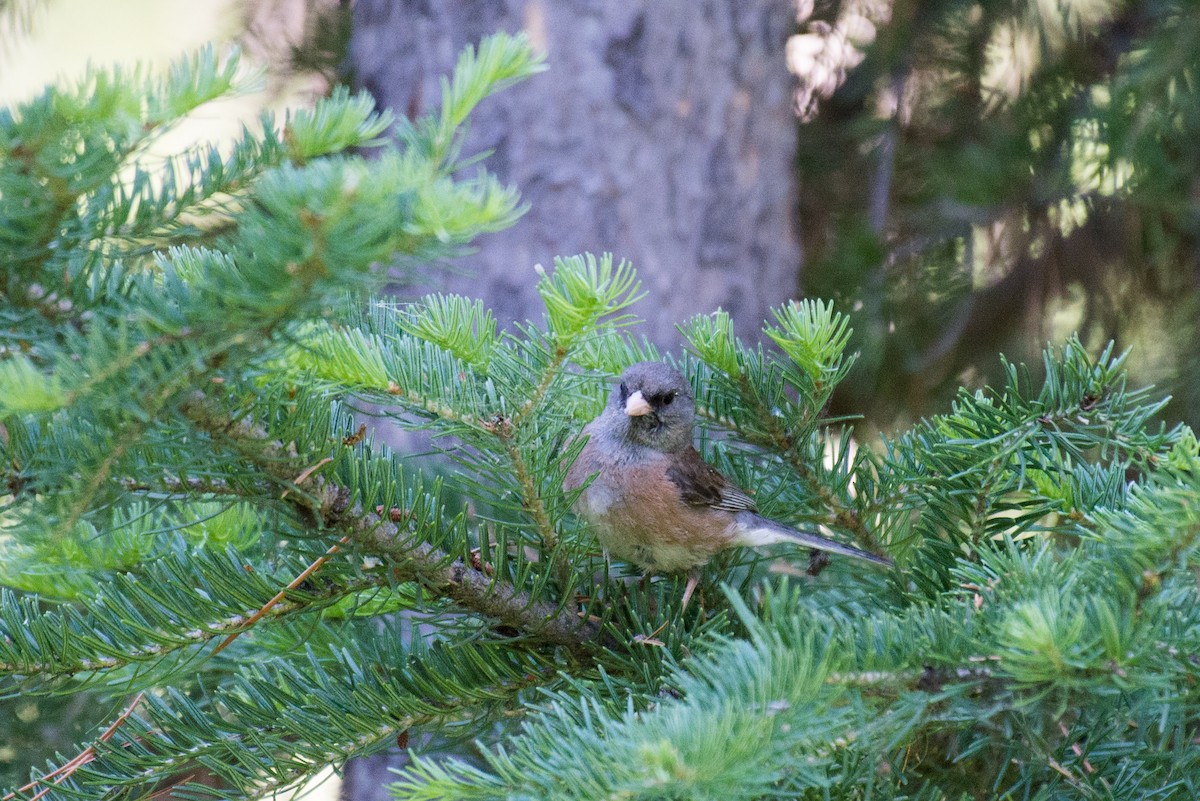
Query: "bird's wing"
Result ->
[[665, 447, 758, 513]]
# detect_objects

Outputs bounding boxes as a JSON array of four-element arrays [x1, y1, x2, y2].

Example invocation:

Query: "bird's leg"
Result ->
[[680, 569, 701, 613]]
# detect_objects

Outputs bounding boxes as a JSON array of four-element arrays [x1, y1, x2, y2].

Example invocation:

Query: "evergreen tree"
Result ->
[[2, 30, 1198, 801]]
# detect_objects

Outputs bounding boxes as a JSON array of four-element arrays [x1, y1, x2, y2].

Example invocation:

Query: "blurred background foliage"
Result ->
[[789, 0, 1200, 431]]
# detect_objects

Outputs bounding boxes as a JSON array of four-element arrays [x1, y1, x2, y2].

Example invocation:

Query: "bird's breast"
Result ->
[[571, 451, 734, 573]]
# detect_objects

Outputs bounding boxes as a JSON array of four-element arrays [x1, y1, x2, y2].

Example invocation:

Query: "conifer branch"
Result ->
[[117, 476, 262, 499], [57, 658, 560, 801], [499, 437, 563, 570], [825, 664, 999, 693], [698, 388, 883, 554], [0, 571, 389, 680], [180, 395, 597, 650], [505, 343, 570, 553], [510, 344, 569, 429], [329, 496, 595, 651], [788, 450, 880, 551], [210, 533, 350, 656], [54, 419, 150, 539]]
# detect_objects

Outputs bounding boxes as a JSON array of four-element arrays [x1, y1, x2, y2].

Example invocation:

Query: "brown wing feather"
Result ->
[[666, 448, 758, 513]]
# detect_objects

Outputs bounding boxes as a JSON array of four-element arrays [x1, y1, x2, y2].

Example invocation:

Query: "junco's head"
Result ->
[[601, 361, 695, 452]]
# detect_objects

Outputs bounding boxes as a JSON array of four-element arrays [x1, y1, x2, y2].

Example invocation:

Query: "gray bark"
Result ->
[[350, 0, 802, 346]]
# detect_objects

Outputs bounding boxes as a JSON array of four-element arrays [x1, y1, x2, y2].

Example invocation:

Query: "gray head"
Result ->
[[601, 361, 695, 452]]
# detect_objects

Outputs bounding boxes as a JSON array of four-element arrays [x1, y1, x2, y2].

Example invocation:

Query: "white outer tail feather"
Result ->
[[734, 513, 892, 566]]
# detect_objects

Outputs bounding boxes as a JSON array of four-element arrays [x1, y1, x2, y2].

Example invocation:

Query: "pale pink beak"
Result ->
[[624, 390, 652, 417]]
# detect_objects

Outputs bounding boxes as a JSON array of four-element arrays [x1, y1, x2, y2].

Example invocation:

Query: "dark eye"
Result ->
[[661, 391, 676, 406], [619, 382, 628, 398]]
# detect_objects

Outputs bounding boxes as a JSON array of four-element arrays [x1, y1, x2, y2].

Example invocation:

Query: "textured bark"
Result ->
[[350, 0, 801, 345]]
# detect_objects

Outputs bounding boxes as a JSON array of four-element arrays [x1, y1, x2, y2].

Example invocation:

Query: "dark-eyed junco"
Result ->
[[564, 361, 891, 606]]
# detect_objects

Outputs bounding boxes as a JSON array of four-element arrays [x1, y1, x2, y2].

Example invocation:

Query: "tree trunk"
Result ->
[[350, 0, 801, 346]]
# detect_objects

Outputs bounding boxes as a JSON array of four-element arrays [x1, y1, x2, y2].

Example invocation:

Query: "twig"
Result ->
[[502, 346, 573, 587], [211, 535, 350, 655], [711, 375, 885, 556], [3, 692, 144, 801], [119, 475, 262, 498]]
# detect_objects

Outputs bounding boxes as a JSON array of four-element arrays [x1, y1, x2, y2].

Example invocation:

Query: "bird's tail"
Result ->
[[736, 512, 892, 566]]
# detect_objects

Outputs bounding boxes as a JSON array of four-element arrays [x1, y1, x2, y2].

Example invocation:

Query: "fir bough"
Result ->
[[1, 32, 1197, 801]]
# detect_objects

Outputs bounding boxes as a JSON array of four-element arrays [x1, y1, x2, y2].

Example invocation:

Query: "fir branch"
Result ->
[[52, 418, 150, 541], [391, 627, 844, 801], [0, 554, 388, 683], [58, 329, 196, 411], [784, 444, 880, 552], [498, 341, 570, 558], [27, 637, 567, 801], [825, 664, 999, 694], [738, 395, 880, 553], [329, 497, 594, 651], [500, 437, 559, 554], [210, 534, 349, 655], [693, 376, 882, 554], [117, 475, 263, 500], [510, 345, 568, 429], [180, 395, 597, 650]]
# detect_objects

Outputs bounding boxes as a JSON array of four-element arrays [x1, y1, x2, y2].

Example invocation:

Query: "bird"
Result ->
[[563, 361, 891, 608]]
